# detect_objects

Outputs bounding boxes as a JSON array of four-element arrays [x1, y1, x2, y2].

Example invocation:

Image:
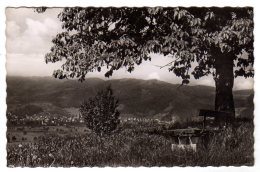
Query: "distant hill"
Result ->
[[6, 76, 254, 120]]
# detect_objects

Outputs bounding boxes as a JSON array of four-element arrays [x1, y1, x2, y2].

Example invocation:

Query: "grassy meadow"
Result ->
[[7, 120, 254, 167]]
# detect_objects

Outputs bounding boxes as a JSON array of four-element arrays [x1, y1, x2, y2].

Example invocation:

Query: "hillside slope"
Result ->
[[6, 76, 253, 120]]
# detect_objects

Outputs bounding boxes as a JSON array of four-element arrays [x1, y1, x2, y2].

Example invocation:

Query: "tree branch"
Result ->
[[153, 61, 174, 69], [153, 55, 179, 69]]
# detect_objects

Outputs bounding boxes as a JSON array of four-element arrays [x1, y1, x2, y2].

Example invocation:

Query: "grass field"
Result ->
[[6, 120, 254, 167]]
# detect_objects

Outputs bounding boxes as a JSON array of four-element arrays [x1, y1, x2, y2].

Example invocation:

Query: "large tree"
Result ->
[[44, 7, 254, 118]]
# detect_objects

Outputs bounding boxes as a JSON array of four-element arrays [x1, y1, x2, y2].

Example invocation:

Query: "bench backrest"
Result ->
[[199, 109, 233, 129]]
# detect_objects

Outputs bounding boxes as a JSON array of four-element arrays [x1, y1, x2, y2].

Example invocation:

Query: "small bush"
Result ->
[[80, 85, 120, 135]]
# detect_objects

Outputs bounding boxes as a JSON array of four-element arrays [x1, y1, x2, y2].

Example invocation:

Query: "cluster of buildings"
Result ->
[[7, 112, 84, 126], [118, 116, 176, 125], [7, 111, 180, 127]]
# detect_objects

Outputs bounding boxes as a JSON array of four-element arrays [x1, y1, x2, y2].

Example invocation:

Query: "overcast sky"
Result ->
[[5, 8, 254, 90]]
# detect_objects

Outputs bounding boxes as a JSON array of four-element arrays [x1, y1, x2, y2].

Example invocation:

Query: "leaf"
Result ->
[[174, 9, 178, 19], [209, 11, 215, 19], [205, 13, 209, 21], [182, 79, 190, 85]]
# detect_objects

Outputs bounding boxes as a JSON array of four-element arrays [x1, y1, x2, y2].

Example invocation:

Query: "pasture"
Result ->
[[7, 120, 254, 167]]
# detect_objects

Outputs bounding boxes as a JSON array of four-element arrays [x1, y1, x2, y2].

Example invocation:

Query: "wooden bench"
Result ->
[[167, 109, 233, 152], [199, 109, 233, 130]]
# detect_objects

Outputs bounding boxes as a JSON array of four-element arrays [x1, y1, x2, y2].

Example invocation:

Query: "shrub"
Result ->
[[80, 85, 120, 135]]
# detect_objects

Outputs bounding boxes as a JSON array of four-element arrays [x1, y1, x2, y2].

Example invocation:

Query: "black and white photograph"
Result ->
[[4, 5, 255, 167]]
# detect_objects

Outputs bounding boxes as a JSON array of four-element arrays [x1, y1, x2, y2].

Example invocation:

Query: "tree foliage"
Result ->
[[41, 7, 254, 116], [79, 85, 120, 135], [44, 7, 253, 84]]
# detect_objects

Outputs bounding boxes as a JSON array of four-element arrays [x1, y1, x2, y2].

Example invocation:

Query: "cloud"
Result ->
[[6, 18, 60, 54], [6, 21, 21, 38], [147, 72, 161, 80], [24, 18, 59, 37], [6, 53, 63, 77], [6, 9, 62, 55], [191, 77, 215, 87], [234, 77, 254, 90]]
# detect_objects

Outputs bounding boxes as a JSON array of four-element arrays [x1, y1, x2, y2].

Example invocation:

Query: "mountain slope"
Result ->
[[6, 76, 253, 120]]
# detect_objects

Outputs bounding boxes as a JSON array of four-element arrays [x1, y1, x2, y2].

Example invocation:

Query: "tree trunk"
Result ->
[[214, 51, 235, 121]]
